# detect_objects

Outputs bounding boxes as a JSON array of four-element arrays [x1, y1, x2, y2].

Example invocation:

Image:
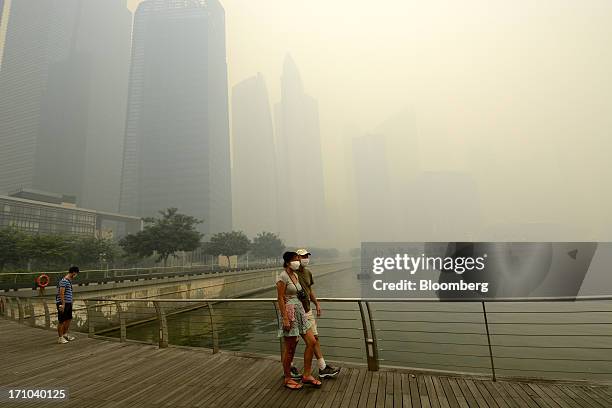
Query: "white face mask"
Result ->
[[300, 258, 310, 266], [289, 260, 301, 270]]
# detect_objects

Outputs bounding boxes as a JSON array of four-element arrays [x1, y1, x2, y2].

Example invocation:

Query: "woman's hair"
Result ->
[[282, 251, 298, 267]]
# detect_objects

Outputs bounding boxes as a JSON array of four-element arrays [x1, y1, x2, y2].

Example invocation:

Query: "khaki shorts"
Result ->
[[305, 310, 318, 336]]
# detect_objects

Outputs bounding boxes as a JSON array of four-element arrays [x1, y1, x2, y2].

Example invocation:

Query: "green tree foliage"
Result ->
[[71, 237, 120, 266], [0, 227, 123, 271], [349, 247, 360, 258], [306, 247, 340, 260], [19, 234, 74, 269], [203, 231, 251, 266], [0, 228, 25, 270], [119, 208, 202, 265], [250, 231, 285, 260]]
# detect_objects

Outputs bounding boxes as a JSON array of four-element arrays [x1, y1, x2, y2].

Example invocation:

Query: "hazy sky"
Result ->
[[131, 0, 612, 246]]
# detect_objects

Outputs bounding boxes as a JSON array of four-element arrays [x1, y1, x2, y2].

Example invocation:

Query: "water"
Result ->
[[106, 265, 612, 382]]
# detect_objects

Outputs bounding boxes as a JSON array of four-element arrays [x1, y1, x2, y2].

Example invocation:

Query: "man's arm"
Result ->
[[58, 287, 65, 310], [308, 271, 321, 317]]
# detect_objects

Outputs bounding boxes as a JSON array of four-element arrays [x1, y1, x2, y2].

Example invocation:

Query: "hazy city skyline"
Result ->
[[132, 0, 612, 247], [2, 0, 611, 248]]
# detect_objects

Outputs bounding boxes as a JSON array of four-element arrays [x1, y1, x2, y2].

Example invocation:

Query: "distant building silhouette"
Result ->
[[0, 1, 5, 60], [351, 133, 396, 241], [274, 55, 327, 246], [406, 171, 482, 241], [350, 110, 420, 241], [231, 73, 278, 237], [0, 0, 131, 213], [0, 0, 5, 67], [119, 0, 232, 235]]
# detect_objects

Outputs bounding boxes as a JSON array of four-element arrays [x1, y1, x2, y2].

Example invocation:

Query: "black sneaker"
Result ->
[[290, 366, 301, 379], [319, 365, 341, 378]]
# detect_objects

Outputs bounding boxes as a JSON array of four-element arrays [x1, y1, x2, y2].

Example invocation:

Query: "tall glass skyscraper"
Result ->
[[119, 0, 232, 235], [231, 73, 278, 237], [0, 0, 131, 212], [274, 55, 327, 246]]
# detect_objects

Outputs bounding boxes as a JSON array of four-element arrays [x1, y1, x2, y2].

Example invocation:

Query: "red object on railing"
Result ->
[[36, 274, 50, 288]]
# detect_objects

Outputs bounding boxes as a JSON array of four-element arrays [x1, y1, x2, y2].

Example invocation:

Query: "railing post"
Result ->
[[482, 301, 497, 382], [358, 301, 379, 371], [0, 296, 5, 318], [83, 300, 95, 337], [273, 301, 283, 357], [153, 301, 168, 348], [7, 297, 15, 320], [16, 297, 24, 324], [206, 302, 219, 353], [26, 298, 35, 327], [115, 300, 126, 342], [42, 299, 50, 329]]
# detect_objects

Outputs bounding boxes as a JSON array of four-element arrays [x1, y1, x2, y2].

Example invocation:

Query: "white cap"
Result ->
[[296, 248, 311, 256]]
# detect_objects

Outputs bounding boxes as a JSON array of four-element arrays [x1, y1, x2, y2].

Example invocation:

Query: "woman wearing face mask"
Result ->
[[276, 251, 321, 389]]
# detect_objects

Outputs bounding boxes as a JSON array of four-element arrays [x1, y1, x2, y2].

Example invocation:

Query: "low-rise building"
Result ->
[[0, 189, 141, 238]]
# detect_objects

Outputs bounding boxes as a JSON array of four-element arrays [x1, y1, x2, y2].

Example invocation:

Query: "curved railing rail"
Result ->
[[0, 264, 277, 291], [0, 260, 350, 291], [2, 295, 611, 383]]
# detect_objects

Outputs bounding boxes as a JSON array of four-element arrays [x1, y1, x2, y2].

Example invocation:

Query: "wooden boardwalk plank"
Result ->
[[502, 382, 541, 408], [408, 373, 422, 408], [447, 378, 471, 408], [1, 319, 612, 408]]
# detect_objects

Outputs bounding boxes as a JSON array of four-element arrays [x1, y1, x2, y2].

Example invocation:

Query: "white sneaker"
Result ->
[[57, 337, 69, 344], [64, 335, 76, 341]]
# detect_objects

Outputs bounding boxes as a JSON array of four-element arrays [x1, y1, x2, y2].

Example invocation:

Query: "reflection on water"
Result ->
[[104, 265, 612, 381]]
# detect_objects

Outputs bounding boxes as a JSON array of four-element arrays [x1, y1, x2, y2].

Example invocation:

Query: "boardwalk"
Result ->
[[1, 320, 611, 408]]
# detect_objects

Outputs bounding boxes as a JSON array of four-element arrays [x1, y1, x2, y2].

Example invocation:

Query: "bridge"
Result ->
[[2, 291, 612, 407], [2, 319, 612, 408]]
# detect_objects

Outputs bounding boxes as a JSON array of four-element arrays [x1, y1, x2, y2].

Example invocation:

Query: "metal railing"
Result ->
[[0, 260, 350, 291], [2, 295, 611, 383]]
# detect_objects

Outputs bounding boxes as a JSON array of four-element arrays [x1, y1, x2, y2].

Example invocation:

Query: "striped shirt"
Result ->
[[56, 277, 73, 304]]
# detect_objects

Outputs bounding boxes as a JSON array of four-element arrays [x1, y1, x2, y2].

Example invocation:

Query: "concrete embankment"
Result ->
[[94, 261, 352, 301]]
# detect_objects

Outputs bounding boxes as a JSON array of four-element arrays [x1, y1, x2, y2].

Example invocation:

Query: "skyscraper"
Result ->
[[119, 0, 232, 235], [274, 55, 327, 246], [231, 73, 278, 237], [0, 0, 131, 212], [351, 133, 395, 242]]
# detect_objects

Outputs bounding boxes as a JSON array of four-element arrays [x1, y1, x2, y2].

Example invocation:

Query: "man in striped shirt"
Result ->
[[56, 266, 79, 344]]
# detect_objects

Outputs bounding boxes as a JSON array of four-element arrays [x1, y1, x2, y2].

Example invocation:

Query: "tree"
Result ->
[[307, 247, 340, 260], [19, 234, 74, 269], [120, 208, 203, 265], [203, 231, 251, 267], [71, 237, 120, 268], [250, 231, 285, 261], [0, 228, 25, 270]]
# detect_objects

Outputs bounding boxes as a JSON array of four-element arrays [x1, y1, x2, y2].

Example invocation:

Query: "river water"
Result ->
[[106, 263, 612, 382]]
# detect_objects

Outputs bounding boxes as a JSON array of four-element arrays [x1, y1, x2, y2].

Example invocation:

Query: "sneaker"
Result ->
[[319, 365, 341, 378], [290, 366, 301, 380], [57, 337, 69, 344], [64, 335, 76, 341]]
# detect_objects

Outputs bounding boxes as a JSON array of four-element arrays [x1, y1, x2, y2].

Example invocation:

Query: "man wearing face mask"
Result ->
[[289, 248, 341, 379]]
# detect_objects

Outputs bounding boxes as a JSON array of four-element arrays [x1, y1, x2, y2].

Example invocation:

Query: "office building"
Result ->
[[274, 55, 327, 246], [120, 0, 232, 235], [1, 189, 141, 238], [231, 73, 278, 237], [0, 0, 131, 212]]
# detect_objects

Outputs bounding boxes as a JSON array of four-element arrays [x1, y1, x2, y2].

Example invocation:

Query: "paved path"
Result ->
[[1, 320, 611, 407]]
